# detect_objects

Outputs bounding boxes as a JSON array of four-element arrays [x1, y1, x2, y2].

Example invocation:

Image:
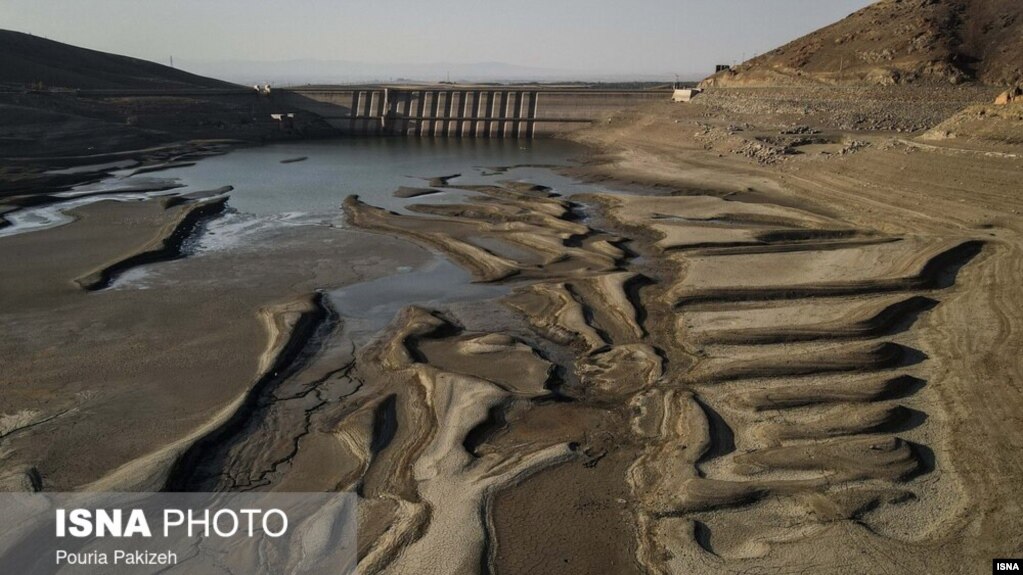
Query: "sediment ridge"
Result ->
[[162, 292, 332, 491], [74, 195, 228, 290]]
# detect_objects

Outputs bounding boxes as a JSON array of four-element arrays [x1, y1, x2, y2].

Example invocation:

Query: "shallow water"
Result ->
[[2, 138, 602, 239], [44, 159, 138, 175], [150, 138, 594, 217], [9, 138, 622, 333], [329, 257, 513, 337]]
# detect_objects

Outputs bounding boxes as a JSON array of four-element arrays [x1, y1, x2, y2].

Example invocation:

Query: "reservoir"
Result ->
[[2, 138, 597, 238]]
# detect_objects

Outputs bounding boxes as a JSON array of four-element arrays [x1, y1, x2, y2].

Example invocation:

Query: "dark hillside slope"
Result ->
[[0, 29, 235, 90], [0, 30, 332, 161]]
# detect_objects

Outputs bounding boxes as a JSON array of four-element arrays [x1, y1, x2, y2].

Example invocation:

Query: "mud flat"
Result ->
[[1, 84, 1021, 575], [557, 86, 1023, 573], [274, 155, 977, 573], [215, 88, 1017, 574], [0, 188, 428, 491]]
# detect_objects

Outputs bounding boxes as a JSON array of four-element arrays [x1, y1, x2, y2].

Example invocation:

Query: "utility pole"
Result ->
[[169, 55, 174, 68]]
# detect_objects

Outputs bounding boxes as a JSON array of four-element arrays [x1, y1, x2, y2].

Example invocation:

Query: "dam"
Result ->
[[278, 86, 672, 137]]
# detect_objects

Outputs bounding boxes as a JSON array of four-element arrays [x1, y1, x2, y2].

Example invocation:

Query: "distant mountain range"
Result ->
[[174, 58, 680, 86]]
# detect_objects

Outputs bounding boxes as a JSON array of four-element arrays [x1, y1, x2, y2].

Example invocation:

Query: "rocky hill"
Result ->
[[0, 31, 330, 159], [702, 0, 1022, 87], [0, 29, 235, 90]]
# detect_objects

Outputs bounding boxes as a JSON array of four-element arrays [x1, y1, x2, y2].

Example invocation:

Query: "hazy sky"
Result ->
[[1, 0, 874, 77]]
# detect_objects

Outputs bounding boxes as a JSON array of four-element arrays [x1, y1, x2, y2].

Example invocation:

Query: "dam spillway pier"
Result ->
[[279, 86, 672, 138], [62, 84, 674, 139]]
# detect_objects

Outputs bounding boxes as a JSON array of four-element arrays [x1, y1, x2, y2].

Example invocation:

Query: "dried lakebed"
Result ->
[[0, 138, 985, 574]]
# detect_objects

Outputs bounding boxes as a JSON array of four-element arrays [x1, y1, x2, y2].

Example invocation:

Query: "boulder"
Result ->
[[994, 85, 1023, 105]]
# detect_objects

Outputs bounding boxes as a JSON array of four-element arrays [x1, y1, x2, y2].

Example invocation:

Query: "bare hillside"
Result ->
[[0, 29, 235, 90], [0, 30, 334, 159], [702, 0, 1022, 87]]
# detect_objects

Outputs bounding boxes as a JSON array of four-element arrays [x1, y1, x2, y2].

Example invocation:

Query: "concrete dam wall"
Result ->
[[279, 87, 671, 137]]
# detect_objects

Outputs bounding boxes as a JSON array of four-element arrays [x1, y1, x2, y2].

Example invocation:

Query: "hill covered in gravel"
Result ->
[[702, 0, 1022, 87]]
